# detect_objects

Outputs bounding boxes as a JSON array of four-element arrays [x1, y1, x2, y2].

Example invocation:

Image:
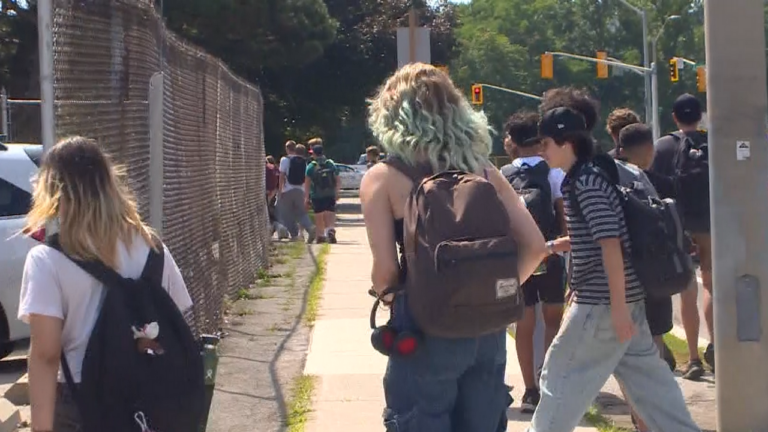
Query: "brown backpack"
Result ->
[[386, 157, 523, 338]]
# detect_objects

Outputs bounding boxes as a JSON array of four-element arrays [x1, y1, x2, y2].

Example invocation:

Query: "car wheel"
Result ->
[[0, 343, 14, 361]]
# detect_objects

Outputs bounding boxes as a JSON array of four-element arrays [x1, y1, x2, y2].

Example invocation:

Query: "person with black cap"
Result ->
[[526, 104, 700, 432], [650, 93, 713, 381], [499, 111, 567, 413], [305, 138, 340, 243]]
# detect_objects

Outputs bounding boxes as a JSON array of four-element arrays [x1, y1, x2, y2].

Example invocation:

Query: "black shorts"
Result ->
[[645, 295, 673, 336], [311, 197, 336, 213], [522, 254, 566, 307]]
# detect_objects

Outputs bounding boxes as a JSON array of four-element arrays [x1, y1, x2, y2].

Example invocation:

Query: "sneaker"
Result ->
[[661, 341, 677, 372], [681, 359, 705, 381], [316, 236, 327, 244], [520, 388, 540, 414], [277, 227, 290, 240], [703, 343, 715, 373], [327, 228, 337, 244]]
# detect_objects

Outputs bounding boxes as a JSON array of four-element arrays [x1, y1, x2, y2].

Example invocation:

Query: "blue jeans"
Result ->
[[382, 295, 512, 432], [529, 302, 700, 432]]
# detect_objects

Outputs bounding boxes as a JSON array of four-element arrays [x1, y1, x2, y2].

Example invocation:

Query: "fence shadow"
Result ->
[[268, 243, 319, 423]]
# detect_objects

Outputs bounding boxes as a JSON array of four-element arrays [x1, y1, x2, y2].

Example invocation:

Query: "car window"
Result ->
[[0, 177, 32, 217], [357, 155, 367, 165], [23, 146, 43, 167], [338, 165, 353, 173]]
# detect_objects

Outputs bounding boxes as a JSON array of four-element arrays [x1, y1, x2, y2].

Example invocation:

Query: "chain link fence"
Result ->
[[52, 0, 269, 334]]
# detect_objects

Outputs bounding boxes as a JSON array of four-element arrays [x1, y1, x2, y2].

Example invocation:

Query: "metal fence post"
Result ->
[[37, 0, 55, 153], [149, 72, 165, 235], [1, 87, 8, 139]]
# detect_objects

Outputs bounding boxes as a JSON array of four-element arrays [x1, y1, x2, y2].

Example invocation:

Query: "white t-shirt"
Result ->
[[18, 233, 193, 383], [510, 156, 566, 201], [279, 155, 304, 193]]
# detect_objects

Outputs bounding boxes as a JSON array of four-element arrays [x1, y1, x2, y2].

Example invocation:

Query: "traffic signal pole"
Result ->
[[705, 1, 768, 430], [545, 52, 656, 134]]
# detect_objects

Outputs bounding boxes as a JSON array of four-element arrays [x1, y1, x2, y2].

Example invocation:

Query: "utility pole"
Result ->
[[408, 7, 417, 63], [705, 2, 768, 430], [640, 9, 651, 129]]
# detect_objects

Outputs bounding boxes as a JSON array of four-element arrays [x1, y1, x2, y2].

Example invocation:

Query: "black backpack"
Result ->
[[570, 161, 694, 298], [671, 131, 710, 233], [287, 156, 307, 186], [47, 235, 205, 432], [501, 161, 558, 240]]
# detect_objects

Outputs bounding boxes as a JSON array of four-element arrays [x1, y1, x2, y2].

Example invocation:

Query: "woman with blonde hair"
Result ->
[[19, 136, 193, 432], [361, 63, 547, 431]]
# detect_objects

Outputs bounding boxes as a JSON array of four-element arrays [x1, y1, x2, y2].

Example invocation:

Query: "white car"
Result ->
[[0, 142, 42, 358], [336, 164, 364, 190]]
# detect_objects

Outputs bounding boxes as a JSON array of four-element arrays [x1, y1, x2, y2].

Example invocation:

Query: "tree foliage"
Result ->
[[451, 0, 709, 151], [2, 0, 767, 159]]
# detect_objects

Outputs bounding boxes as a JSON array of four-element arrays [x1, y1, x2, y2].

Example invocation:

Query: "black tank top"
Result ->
[[394, 219, 406, 284]]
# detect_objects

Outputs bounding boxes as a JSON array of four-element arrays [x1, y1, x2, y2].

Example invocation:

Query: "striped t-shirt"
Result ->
[[562, 164, 645, 305]]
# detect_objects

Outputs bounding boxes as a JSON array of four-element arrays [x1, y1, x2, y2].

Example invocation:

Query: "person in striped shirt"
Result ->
[[525, 105, 699, 432]]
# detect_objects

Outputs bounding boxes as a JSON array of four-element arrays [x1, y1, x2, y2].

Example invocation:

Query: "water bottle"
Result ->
[[199, 334, 221, 432]]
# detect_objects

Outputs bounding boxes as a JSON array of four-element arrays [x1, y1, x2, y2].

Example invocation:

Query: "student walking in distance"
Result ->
[[361, 63, 547, 432], [266, 155, 289, 239], [650, 94, 713, 380], [19, 137, 202, 432], [305, 139, 340, 244], [499, 111, 567, 413], [613, 123, 681, 432], [528, 105, 700, 432], [366, 145, 381, 168], [278, 140, 316, 243], [605, 108, 641, 157]]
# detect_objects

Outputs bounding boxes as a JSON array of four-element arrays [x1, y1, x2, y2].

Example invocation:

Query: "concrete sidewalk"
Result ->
[[303, 199, 713, 431]]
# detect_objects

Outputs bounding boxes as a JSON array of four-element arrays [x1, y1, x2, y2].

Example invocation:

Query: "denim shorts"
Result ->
[[382, 294, 512, 432]]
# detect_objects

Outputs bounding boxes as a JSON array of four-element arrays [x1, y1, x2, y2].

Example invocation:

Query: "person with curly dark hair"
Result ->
[[538, 87, 601, 132]]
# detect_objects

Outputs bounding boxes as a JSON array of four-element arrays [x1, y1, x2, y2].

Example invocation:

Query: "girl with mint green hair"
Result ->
[[360, 62, 547, 432]]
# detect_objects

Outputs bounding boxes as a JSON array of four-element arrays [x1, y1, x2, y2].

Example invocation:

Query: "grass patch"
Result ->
[[583, 406, 632, 432], [304, 243, 331, 326], [285, 375, 317, 432], [663, 332, 704, 367]]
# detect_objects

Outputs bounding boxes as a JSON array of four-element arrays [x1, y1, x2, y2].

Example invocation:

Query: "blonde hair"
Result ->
[[367, 63, 492, 173], [307, 137, 323, 147], [23, 136, 157, 269]]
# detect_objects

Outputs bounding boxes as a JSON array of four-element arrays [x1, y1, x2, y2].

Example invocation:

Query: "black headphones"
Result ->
[[369, 287, 420, 357]]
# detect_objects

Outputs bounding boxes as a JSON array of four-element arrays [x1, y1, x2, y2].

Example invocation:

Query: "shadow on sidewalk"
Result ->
[[264, 244, 320, 423]]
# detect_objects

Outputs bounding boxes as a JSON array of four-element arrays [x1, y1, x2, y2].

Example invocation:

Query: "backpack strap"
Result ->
[[383, 156, 430, 184]]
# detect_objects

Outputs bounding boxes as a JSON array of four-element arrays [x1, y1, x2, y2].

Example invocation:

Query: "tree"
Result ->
[[450, 0, 708, 151]]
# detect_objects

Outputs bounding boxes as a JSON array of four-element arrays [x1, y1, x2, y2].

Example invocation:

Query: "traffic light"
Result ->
[[541, 53, 553, 79], [669, 58, 679, 82], [696, 66, 707, 93], [596, 51, 608, 79], [471, 84, 483, 105]]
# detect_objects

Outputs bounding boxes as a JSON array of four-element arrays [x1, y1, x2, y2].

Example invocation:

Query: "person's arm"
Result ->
[[485, 167, 547, 284], [278, 157, 289, 198], [576, 177, 635, 341], [360, 165, 400, 298], [334, 164, 341, 201], [29, 315, 63, 431], [304, 166, 312, 208], [18, 249, 65, 431]]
